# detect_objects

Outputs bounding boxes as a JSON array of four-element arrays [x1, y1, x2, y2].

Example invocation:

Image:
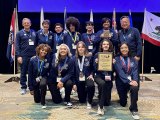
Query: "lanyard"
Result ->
[[123, 34, 127, 41], [120, 56, 131, 73], [23, 29, 32, 38], [87, 34, 92, 43], [38, 58, 44, 76], [56, 33, 62, 42], [78, 56, 85, 72], [67, 30, 78, 43], [58, 57, 68, 72]]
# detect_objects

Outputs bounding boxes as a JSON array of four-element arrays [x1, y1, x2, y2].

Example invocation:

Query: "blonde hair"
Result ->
[[55, 44, 72, 66]]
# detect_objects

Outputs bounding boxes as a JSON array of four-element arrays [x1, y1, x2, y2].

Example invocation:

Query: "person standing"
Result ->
[[36, 19, 56, 54], [94, 17, 119, 55], [63, 17, 81, 55], [54, 23, 65, 51], [119, 16, 142, 61], [16, 18, 36, 95], [81, 21, 96, 56]]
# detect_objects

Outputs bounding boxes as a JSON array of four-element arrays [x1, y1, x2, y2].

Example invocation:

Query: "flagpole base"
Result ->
[[140, 76, 152, 81], [4, 76, 20, 83]]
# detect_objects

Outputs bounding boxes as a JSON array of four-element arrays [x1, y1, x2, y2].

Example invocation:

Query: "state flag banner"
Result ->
[[142, 10, 160, 46]]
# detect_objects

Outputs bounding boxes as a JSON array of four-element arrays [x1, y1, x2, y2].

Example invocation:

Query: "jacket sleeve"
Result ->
[[61, 59, 74, 83], [114, 58, 131, 84], [131, 59, 139, 82], [135, 28, 142, 57]]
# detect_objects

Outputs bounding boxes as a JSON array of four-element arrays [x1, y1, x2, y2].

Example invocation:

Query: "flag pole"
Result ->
[[140, 8, 152, 81], [5, 7, 20, 83]]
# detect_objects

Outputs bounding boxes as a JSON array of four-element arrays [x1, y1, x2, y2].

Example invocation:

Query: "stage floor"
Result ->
[[0, 74, 160, 120]]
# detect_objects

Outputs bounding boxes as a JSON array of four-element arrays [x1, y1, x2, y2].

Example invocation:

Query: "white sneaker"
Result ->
[[42, 105, 47, 109], [97, 106, 104, 115], [87, 102, 92, 109], [20, 89, 27, 95], [67, 102, 72, 107], [131, 111, 140, 120]]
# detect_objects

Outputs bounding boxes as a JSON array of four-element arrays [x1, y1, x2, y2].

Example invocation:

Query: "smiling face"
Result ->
[[59, 45, 68, 57], [102, 41, 110, 52], [55, 25, 63, 33], [22, 18, 31, 30], [69, 24, 76, 32], [43, 23, 49, 31], [120, 43, 129, 56], [77, 43, 85, 55], [103, 21, 110, 30], [120, 17, 130, 30], [86, 24, 94, 32], [39, 47, 48, 58]]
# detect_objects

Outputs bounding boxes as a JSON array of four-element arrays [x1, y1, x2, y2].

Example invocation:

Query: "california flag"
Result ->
[[142, 10, 160, 46]]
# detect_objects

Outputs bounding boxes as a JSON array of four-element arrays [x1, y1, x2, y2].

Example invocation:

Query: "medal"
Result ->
[[79, 72, 84, 78], [58, 70, 61, 77]]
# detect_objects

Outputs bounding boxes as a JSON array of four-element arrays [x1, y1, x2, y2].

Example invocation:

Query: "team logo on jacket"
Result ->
[[32, 32, 36, 36], [44, 63, 49, 68], [63, 64, 68, 70], [130, 62, 134, 67], [128, 33, 132, 38], [49, 35, 52, 39]]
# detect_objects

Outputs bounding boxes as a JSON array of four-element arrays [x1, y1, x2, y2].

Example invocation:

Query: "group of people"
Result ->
[[15, 16, 142, 119]]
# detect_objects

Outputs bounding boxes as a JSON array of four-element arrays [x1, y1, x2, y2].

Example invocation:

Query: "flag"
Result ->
[[129, 9, 133, 27], [112, 8, 117, 33], [142, 10, 160, 46], [90, 9, 93, 22], [40, 7, 44, 29], [6, 8, 19, 64], [64, 7, 67, 30], [89, 9, 94, 33]]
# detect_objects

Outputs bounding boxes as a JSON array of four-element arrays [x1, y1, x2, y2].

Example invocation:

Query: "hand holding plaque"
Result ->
[[98, 52, 113, 71]]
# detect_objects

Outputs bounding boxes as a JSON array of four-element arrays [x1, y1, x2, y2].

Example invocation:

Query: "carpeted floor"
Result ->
[[0, 74, 160, 120]]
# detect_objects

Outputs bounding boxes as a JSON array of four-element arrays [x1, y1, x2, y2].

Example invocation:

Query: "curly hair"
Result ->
[[36, 44, 51, 56], [66, 16, 80, 31], [99, 39, 113, 52]]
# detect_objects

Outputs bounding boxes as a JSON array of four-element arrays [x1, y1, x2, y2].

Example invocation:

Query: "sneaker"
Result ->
[[42, 105, 47, 109], [87, 102, 92, 109], [66, 102, 72, 107], [131, 111, 140, 120], [64, 101, 67, 105], [97, 106, 104, 115], [20, 89, 27, 95]]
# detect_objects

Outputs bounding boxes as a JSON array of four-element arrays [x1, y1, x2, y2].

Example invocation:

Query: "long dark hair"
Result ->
[[99, 39, 113, 52], [118, 42, 131, 57]]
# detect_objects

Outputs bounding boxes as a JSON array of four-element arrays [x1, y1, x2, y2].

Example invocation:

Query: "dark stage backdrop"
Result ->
[[0, 0, 160, 73]]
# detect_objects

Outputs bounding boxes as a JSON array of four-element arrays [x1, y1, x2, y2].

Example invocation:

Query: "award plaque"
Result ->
[[98, 52, 113, 71]]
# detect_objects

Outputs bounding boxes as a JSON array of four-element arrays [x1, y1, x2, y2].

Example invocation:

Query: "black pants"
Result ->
[[77, 79, 95, 104], [33, 78, 47, 105], [115, 79, 139, 112], [94, 76, 113, 109], [63, 80, 73, 102], [48, 83, 62, 104]]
